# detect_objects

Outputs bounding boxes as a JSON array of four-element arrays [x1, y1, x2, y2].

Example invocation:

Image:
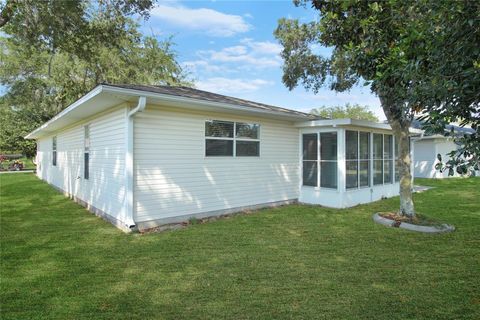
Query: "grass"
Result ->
[[0, 174, 479, 319], [18, 157, 36, 170]]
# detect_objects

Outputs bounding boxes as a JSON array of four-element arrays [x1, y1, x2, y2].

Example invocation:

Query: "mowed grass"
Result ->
[[19, 157, 36, 170], [0, 174, 479, 319]]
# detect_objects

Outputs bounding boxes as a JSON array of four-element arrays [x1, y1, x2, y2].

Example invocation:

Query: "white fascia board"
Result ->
[[412, 134, 449, 141], [102, 85, 311, 121], [295, 118, 392, 130], [294, 118, 352, 128], [26, 84, 311, 140], [408, 128, 424, 135], [25, 85, 104, 139], [295, 118, 424, 135]]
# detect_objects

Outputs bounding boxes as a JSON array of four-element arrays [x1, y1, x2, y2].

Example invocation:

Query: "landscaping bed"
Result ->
[[373, 212, 455, 233], [0, 155, 36, 171]]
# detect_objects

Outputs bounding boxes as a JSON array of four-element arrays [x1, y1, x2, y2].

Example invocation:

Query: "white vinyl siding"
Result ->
[[413, 138, 464, 178], [36, 107, 127, 220], [134, 105, 299, 223]]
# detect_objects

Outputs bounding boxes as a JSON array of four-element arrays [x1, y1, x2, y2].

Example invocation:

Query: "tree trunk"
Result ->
[[380, 95, 415, 217], [394, 125, 415, 217]]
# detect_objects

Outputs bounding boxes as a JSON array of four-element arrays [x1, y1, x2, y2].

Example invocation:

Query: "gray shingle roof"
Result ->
[[411, 118, 475, 135], [105, 83, 314, 119]]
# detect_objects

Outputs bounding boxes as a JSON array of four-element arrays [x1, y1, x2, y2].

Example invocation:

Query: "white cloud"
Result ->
[[182, 60, 223, 73], [150, 4, 251, 37], [240, 38, 282, 55], [191, 39, 283, 71], [196, 78, 273, 93]]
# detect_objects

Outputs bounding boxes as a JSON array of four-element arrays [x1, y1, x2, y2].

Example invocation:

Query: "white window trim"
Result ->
[[302, 131, 338, 190], [302, 133, 319, 187], [383, 134, 394, 184], [205, 119, 260, 158], [52, 136, 57, 167], [345, 130, 372, 191], [344, 130, 399, 192], [372, 132, 395, 186], [84, 124, 90, 180]]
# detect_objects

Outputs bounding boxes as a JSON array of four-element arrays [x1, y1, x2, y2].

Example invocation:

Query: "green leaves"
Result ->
[[0, 1, 190, 156], [310, 103, 379, 122]]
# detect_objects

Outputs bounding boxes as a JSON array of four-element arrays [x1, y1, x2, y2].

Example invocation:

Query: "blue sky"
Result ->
[[141, 0, 385, 119], [0, 0, 384, 119]]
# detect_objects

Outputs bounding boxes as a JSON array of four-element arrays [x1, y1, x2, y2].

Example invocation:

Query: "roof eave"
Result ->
[[101, 85, 312, 121], [26, 85, 313, 140], [25, 85, 104, 139], [295, 118, 423, 134]]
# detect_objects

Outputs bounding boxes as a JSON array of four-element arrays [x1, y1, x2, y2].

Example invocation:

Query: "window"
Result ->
[[384, 135, 393, 183], [205, 120, 260, 157], [302, 132, 337, 189], [359, 132, 370, 187], [84, 125, 90, 180], [302, 134, 318, 186], [346, 131, 371, 189], [320, 132, 337, 189], [345, 131, 358, 189], [372, 133, 394, 185], [395, 137, 400, 182], [52, 136, 57, 166], [235, 122, 260, 156], [373, 133, 383, 185], [205, 120, 234, 156]]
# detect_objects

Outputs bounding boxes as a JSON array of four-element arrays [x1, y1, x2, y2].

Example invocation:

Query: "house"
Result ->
[[411, 120, 476, 178], [26, 84, 418, 232]]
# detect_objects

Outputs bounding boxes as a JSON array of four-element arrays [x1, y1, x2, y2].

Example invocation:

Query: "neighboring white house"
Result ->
[[411, 120, 476, 178], [412, 135, 458, 178], [26, 84, 418, 232]]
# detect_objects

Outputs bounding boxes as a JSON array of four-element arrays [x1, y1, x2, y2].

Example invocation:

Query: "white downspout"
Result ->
[[124, 96, 146, 230]]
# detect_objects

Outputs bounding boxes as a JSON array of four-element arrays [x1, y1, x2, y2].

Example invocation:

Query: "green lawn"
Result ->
[[19, 157, 36, 170], [1, 174, 479, 319]]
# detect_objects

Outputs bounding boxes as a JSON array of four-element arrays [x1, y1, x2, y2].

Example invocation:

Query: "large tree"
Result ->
[[275, 0, 479, 217], [0, 0, 190, 157], [311, 103, 378, 122], [409, 1, 480, 175]]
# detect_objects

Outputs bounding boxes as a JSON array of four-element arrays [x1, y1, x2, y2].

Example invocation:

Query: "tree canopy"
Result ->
[[311, 104, 378, 122], [0, 0, 190, 156], [275, 0, 479, 217]]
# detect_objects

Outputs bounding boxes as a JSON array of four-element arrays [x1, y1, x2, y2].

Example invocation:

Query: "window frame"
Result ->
[[301, 131, 338, 190], [84, 125, 90, 180], [344, 131, 399, 191], [372, 133, 384, 185], [371, 133, 397, 186], [383, 134, 394, 184], [319, 131, 338, 189], [345, 130, 371, 190], [205, 120, 260, 157], [394, 136, 400, 182], [302, 133, 319, 187], [52, 136, 57, 166]]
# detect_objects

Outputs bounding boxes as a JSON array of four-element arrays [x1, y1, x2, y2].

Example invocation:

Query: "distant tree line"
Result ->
[[0, 0, 190, 157]]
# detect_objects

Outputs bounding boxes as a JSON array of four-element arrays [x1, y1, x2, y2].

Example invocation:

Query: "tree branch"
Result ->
[[0, 0, 17, 28]]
